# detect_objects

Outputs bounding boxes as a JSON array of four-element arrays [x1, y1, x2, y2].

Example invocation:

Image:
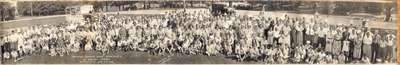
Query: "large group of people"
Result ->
[[0, 9, 396, 64]]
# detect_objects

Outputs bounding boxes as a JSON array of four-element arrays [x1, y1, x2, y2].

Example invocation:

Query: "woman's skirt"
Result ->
[[362, 44, 372, 59], [353, 47, 362, 59], [353, 43, 362, 59], [342, 41, 349, 52], [333, 40, 342, 55], [296, 31, 303, 45], [325, 38, 333, 53]]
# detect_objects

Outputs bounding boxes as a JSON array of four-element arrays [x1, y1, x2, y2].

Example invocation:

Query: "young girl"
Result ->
[[316, 52, 327, 64], [306, 50, 317, 64], [292, 46, 303, 63], [49, 46, 57, 56], [266, 47, 276, 63], [338, 52, 346, 64], [353, 27, 363, 60], [342, 38, 350, 62]]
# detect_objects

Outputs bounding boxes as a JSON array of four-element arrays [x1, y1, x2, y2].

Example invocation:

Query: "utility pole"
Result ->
[[183, 0, 186, 12], [30, 1, 33, 16], [183, 0, 186, 9]]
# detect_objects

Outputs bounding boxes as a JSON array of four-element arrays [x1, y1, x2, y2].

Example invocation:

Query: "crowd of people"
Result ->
[[0, 9, 396, 64]]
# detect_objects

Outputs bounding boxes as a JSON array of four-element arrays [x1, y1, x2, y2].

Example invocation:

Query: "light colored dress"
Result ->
[[363, 32, 373, 59], [353, 37, 363, 59], [353, 30, 363, 59], [3, 52, 10, 59], [342, 40, 350, 52]]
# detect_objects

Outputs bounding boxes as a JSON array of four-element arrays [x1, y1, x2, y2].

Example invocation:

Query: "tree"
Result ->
[[0, 2, 15, 21]]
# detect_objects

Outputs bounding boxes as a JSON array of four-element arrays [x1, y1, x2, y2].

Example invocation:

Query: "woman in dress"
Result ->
[[333, 28, 342, 55], [353, 28, 363, 60], [325, 27, 334, 54], [363, 29, 373, 62], [295, 22, 304, 48]]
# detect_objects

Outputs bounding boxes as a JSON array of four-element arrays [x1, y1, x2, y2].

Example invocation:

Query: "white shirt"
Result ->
[[386, 34, 395, 46], [317, 28, 325, 37], [273, 28, 280, 38], [282, 26, 291, 35], [363, 32, 373, 45], [349, 32, 357, 40]]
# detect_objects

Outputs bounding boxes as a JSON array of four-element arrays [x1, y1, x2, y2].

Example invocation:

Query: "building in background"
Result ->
[[65, 5, 94, 15]]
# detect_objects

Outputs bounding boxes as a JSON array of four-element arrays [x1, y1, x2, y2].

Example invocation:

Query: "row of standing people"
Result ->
[[0, 10, 396, 64]]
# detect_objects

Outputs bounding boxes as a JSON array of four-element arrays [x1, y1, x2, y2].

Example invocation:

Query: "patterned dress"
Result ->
[[353, 30, 363, 59], [325, 30, 334, 53], [353, 36, 363, 59], [333, 31, 342, 55]]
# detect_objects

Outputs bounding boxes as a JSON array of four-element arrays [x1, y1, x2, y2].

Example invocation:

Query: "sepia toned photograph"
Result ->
[[0, 0, 397, 64]]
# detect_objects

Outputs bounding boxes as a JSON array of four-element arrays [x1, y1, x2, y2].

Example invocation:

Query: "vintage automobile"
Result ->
[[211, 3, 235, 16]]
